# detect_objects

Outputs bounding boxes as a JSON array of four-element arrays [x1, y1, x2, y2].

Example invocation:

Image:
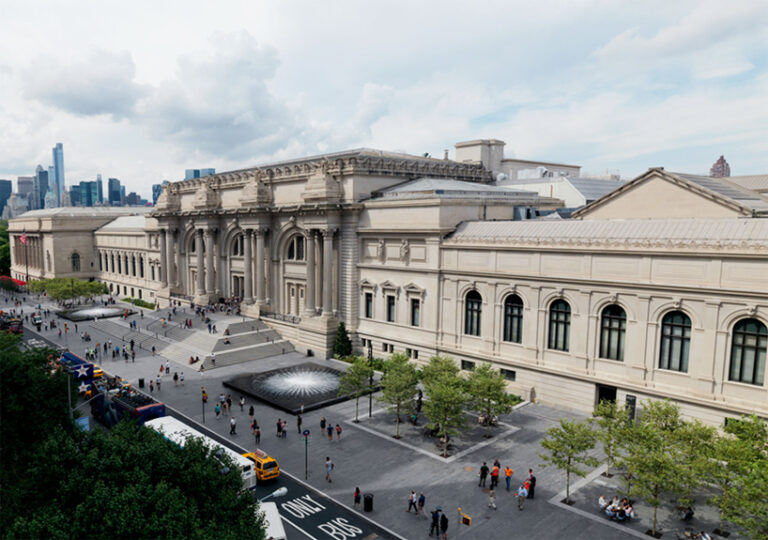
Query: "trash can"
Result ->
[[138, 378, 145, 389], [364, 493, 373, 512]]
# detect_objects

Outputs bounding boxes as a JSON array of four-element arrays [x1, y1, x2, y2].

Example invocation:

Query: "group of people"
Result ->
[[599, 494, 634, 522], [320, 417, 343, 441], [478, 461, 536, 511]]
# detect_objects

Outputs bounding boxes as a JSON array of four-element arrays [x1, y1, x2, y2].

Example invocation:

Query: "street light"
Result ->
[[367, 341, 373, 418], [259, 487, 288, 503]]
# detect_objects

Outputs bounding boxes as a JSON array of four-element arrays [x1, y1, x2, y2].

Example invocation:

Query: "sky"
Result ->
[[0, 0, 767, 198]]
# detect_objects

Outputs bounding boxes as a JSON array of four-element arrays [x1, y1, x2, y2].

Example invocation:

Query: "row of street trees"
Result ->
[[538, 399, 768, 539], [28, 277, 107, 303], [338, 352, 519, 457]]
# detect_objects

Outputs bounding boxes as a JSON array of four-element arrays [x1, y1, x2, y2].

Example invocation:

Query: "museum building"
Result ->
[[8, 140, 768, 426]]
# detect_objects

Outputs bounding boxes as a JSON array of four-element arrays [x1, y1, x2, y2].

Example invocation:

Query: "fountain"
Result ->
[[224, 362, 374, 414], [58, 306, 135, 322]]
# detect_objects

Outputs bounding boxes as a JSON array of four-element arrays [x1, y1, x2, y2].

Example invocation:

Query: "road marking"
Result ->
[[282, 515, 320, 540]]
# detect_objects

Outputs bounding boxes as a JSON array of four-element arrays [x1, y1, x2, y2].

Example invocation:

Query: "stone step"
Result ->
[[211, 329, 282, 352], [202, 340, 294, 370]]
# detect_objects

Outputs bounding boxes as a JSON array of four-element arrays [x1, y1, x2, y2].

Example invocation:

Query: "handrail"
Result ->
[[260, 312, 301, 325]]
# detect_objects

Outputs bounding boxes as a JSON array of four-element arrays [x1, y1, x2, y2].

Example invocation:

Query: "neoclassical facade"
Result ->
[[9, 150, 768, 426]]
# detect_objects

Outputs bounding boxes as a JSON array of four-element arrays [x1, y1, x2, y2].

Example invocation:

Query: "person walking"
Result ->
[[239, 396, 245, 412], [320, 416, 326, 430], [325, 457, 334, 483], [230, 417, 237, 435], [527, 469, 536, 499], [478, 462, 489, 487], [281, 420, 287, 438], [440, 511, 449, 539], [407, 490, 418, 513], [249, 405, 255, 422], [180, 372, 185, 385], [504, 466, 513, 491], [165, 360, 170, 375], [297, 414, 302, 434], [151, 345, 156, 357], [353, 487, 362, 511], [210, 352, 215, 367], [276, 419, 283, 438], [327, 424, 334, 441], [173, 372, 179, 386], [149, 379, 154, 393], [488, 489, 497, 510], [226, 394, 233, 412], [215, 403, 221, 419], [254, 424, 261, 444], [429, 508, 441, 537], [201, 386, 208, 403], [490, 464, 500, 489], [156, 376, 161, 391], [335, 424, 342, 441], [516, 483, 528, 510], [418, 493, 427, 519]]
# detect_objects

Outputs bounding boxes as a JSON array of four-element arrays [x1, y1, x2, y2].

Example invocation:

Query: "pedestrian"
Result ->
[[516, 483, 528, 510], [407, 490, 418, 513], [226, 394, 232, 412], [490, 463, 499, 489], [440, 511, 448, 539], [180, 372, 185, 385], [335, 424, 342, 440], [488, 489, 497, 510], [166, 360, 170, 374], [479, 462, 489, 487], [239, 396, 245, 411], [160, 363, 165, 375], [325, 457, 334, 482], [211, 352, 216, 367], [327, 424, 333, 441], [297, 414, 302, 433], [281, 420, 287, 438], [429, 509, 441, 537], [230, 417, 237, 435], [149, 379, 154, 393], [255, 424, 261, 444], [202, 386, 208, 402], [320, 416, 326, 430], [131, 349, 135, 362], [173, 372, 179, 386], [156, 376, 161, 391], [215, 403, 221, 418], [354, 487, 362, 510], [151, 345, 156, 356], [249, 405, 254, 421], [504, 466, 513, 491], [527, 471, 536, 499], [276, 419, 282, 437], [418, 493, 427, 518]]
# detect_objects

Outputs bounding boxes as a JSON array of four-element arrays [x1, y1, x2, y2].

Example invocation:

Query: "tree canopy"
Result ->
[[28, 277, 108, 302], [538, 417, 599, 504], [338, 356, 374, 422], [378, 353, 419, 438], [465, 363, 516, 437]]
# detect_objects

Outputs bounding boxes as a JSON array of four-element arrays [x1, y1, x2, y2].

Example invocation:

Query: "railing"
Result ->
[[260, 311, 301, 325]]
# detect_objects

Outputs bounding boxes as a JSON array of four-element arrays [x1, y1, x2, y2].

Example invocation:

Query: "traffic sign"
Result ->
[[303, 429, 311, 437]]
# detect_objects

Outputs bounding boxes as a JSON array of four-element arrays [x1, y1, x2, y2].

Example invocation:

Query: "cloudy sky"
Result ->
[[1, 0, 767, 197]]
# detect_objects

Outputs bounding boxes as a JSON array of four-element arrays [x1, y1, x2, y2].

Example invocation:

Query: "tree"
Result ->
[[421, 355, 460, 389], [466, 363, 515, 437], [378, 353, 419, 438], [26, 278, 107, 303], [333, 322, 352, 358], [0, 219, 10, 276], [539, 418, 599, 504], [423, 376, 468, 458], [338, 356, 373, 422], [590, 400, 631, 476]]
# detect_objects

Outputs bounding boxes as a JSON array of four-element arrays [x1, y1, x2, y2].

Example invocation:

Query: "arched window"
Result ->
[[729, 318, 767, 386], [464, 290, 482, 336], [71, 252, 81, 272], [139, 256, 144, 278], [600, 305, 626, 361], [548, 299, 571, 351], [286, 235, 305, 261], [659, 311, 691, 373], [503, 294, 523, 343], [231, 234, 244, 256]]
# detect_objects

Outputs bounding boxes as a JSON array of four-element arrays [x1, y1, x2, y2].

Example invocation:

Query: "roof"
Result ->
[[95, 215, 148, 232], [372, 177, 542, 200], [502, 177, 625, 202], [12, 206, 152, 219], [444, 218, 768, 253], [572, 169, 768, 218], [726, 175, 768, 193]]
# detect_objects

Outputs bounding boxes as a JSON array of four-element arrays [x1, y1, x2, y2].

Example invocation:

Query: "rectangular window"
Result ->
[[382, 342, 388, 352], [501, 368, 516, 381], [413, 349, 418, 359], [461, 360, 475, 371], [410, 299, 420, 327], [387, 295, 395, 323], [365, 293, 373, 318]]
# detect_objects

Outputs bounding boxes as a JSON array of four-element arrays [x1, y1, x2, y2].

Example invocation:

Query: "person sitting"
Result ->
[[679, 506, 694, 522], [622, 501, 634, 521], [604, 504, 617, 519], [224, 337, 231, 345], [598, 495, 608, 511]]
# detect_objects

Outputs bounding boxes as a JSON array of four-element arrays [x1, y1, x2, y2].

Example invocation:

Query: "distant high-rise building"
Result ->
[[710, 155, 731, 177], [52, 142, 65, 206], [185, 168, 215, 180], [126, 192, 141, 205], [34, 165, 49, 210], [108, 178, 122, 205], [120, 185, 126, 205], [79, 181, 99, 207], [17, 177, 34, 204], [151, 181, 168, 205], [96, 174, 104, 204], [69, 185, 81, 206], [0, 179, 12, 216], [44, 190, 57, 209]]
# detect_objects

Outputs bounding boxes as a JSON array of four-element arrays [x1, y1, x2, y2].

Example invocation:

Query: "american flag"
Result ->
[[20, 228, 27, 245]]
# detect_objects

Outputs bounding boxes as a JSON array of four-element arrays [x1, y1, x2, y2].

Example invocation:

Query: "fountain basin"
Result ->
[[58, 306, 135, 321]]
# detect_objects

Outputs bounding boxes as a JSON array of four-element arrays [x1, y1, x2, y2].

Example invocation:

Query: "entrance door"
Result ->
[[596, 384, 617, 405]]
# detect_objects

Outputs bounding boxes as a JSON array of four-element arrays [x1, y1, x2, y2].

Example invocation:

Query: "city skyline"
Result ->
[[0, 0, 766, 195]]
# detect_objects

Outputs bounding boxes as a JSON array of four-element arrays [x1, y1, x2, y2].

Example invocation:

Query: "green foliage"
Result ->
[[0, 334, 265, 540], [122, 297, 156, 310], [422, 356, 467, 457], [466, 363, 516, 437], [0, 275, 18, 291], [422, 355, 460, 389], [379, 353, 419, 438], [539, 418, 599, 504], [28, 278, 107, 302], [590, 400, 632, 475], [333, 322, 353, 358], [338, 354, 385, 371], [0, 220, 10, 277], [338, 356, 374, 422]]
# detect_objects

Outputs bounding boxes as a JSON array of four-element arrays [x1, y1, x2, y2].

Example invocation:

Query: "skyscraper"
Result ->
[[48, 165, 57, 206], [151, 181, 167, 205], [185, 168, 215, 180], [34, 165, 49, 210], [69, 185, 81, 206], [108, 178, 122, 206], [96, 174, 103, 204], [17, 177, 34, 199], [120, 185, 126, 205], [710, 155, 731, 177], [79, 181, 99, 207], [0, 179, 12, 216], [52, 143, 65, 206]]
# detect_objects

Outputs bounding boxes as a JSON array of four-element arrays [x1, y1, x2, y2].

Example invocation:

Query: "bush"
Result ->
[[0, 276, 18, 292], [122, 297, 156, 310]]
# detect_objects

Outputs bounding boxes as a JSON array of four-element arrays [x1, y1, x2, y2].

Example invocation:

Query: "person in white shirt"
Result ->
[[598, 495, 608, 511]]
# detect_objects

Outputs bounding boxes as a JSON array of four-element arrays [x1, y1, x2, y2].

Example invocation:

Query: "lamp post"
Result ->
[[260, 487, 288, 503], [368, 341, 373, 418]]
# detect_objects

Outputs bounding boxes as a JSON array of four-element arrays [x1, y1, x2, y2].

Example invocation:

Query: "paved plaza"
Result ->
[[9, 294, 741, 540]]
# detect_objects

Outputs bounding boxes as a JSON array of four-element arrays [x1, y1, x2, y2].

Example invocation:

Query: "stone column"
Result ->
[[243, 229, 253, 303], [159, 230, 168, 287], [322, 229, 333, 316], [315, 237, 323, 309], [205, 228, 215, 295], [166, 229, 176, 287], [256, 228, 266, 304], [175, 231, 183, 288], [195, 229, 204, 296], [304, 230, 315, 317]]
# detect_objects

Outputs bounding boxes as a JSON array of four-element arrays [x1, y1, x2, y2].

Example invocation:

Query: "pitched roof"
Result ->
[[444, 218, 768, 253], [565, 177, 626, 201], [726, 175, 768, 193], [372, 177, 554, 202], [95, 215, 148, 232], [572, 169, 768, 218], [12, 206, 152, 219]]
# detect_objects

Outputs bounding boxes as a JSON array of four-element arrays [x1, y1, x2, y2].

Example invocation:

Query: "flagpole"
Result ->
[[25, 240, 29, 285]]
